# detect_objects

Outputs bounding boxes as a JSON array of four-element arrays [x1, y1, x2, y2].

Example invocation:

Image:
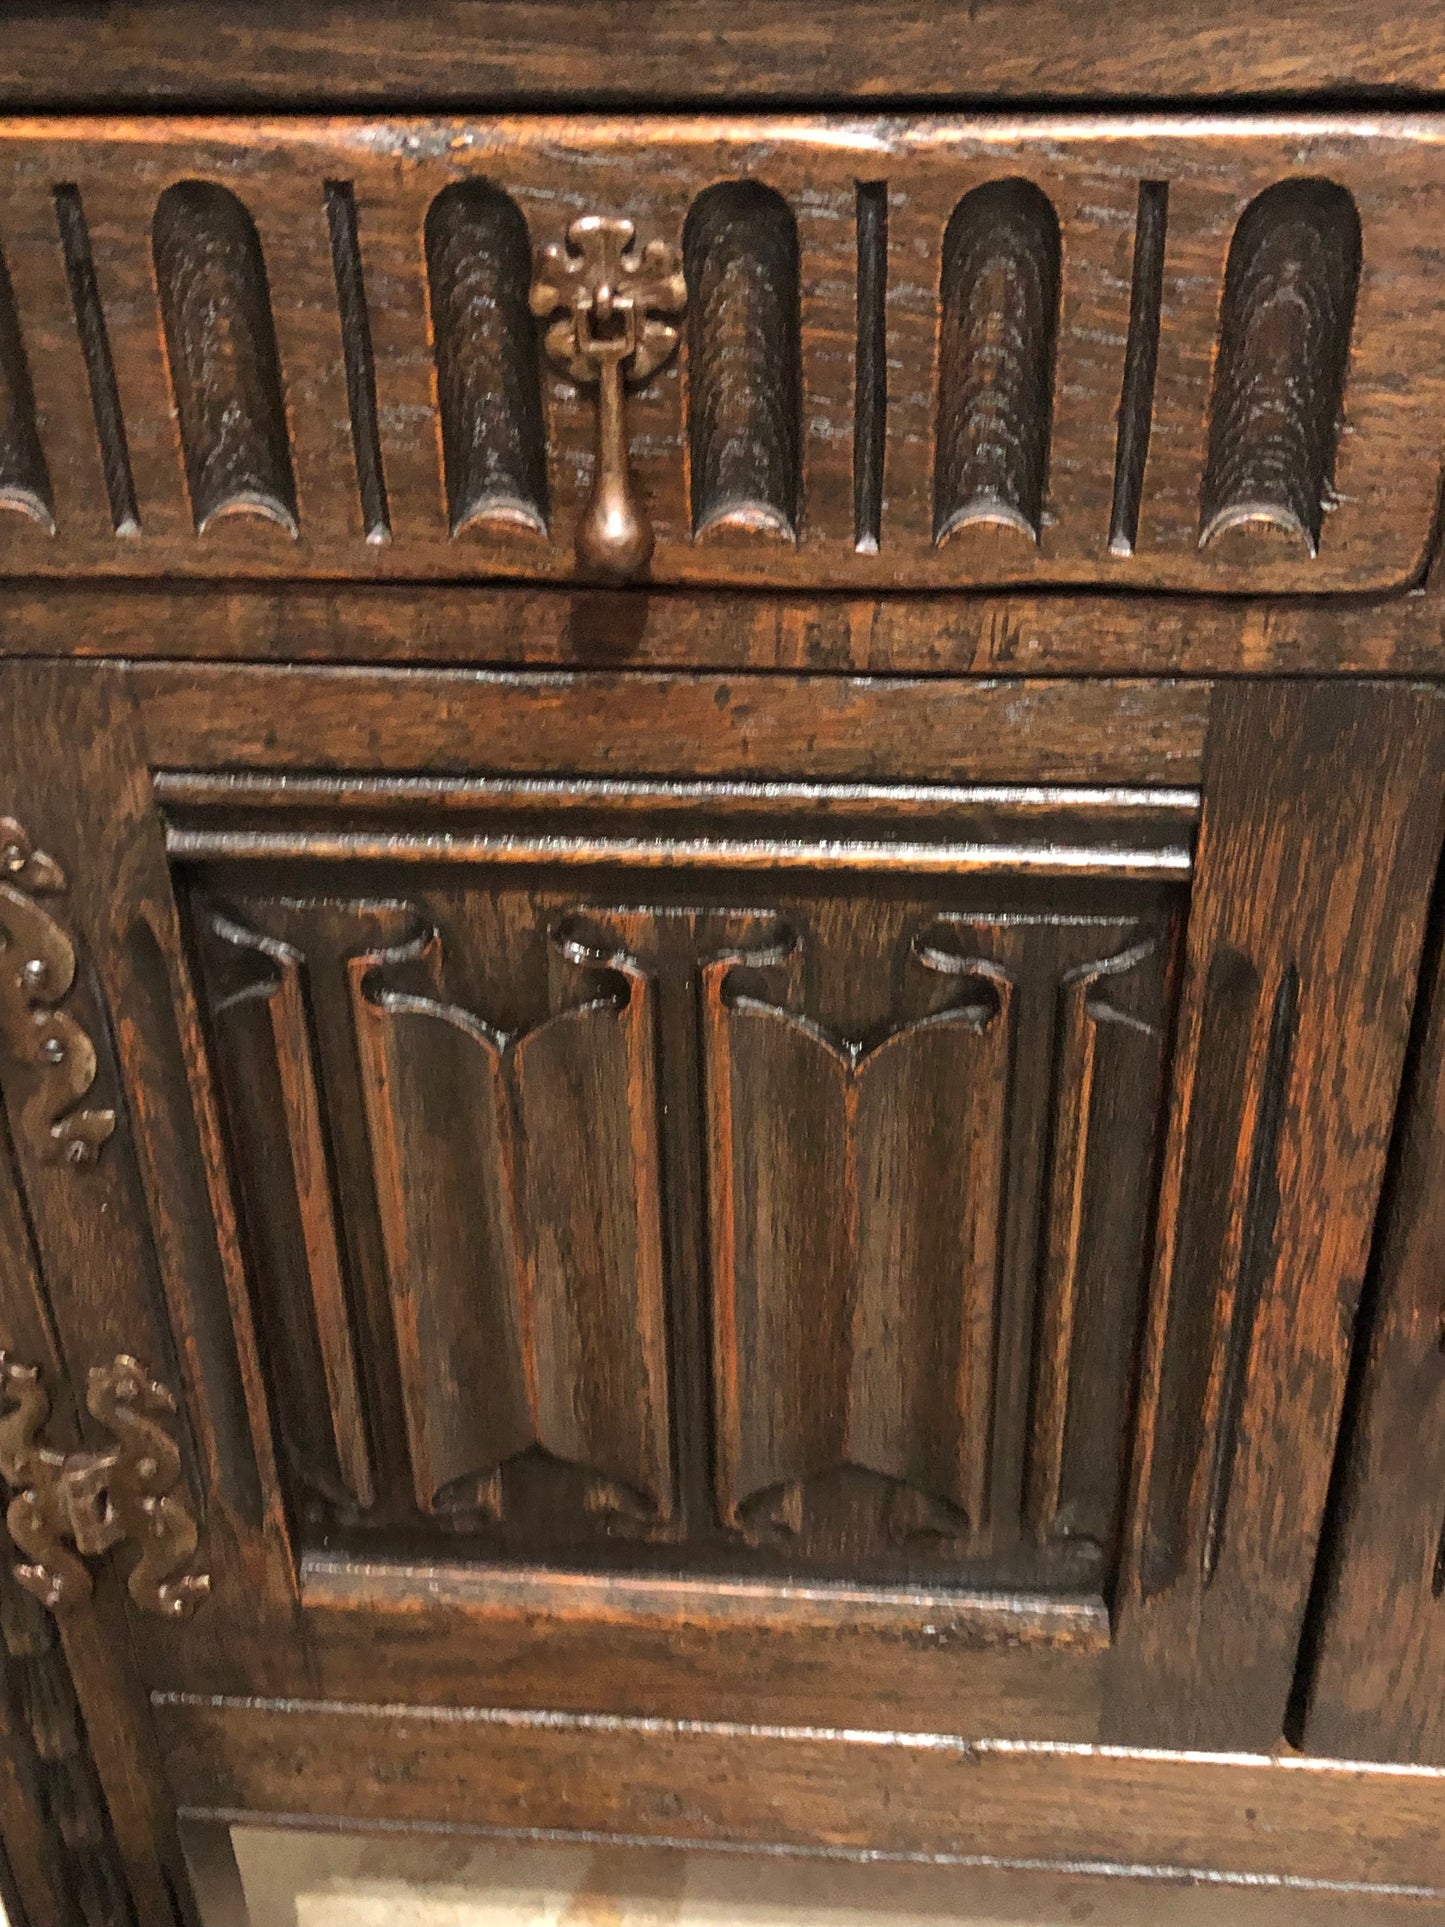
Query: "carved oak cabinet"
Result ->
[[2, 7, 1445, 1920]]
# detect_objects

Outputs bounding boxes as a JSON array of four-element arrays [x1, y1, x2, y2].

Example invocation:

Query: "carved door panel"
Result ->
[[0, 661, 1442, 1806], [186, 881, 1179, 1597]]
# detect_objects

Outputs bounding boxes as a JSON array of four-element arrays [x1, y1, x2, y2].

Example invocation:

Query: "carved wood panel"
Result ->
[[704, 911, 1175, 1578], [0, 117, 1441, 591], [177, 782, 1186, 1591]]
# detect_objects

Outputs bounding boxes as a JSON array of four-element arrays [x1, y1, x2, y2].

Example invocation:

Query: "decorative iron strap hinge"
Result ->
[[0, 1354, 210, 1619], [0, 815, 116, 1166]]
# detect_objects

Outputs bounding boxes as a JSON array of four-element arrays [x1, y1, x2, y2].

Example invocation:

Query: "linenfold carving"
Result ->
[[353, 913, 674, 1527], [0, 816, 115, 1166], [704, 912, 1173, 1559], [0, 1353, 210, 1619]]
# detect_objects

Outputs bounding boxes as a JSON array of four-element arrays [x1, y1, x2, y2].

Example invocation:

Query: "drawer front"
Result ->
[[0, 115, 1443, 592]]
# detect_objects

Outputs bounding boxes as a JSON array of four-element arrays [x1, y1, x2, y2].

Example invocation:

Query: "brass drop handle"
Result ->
[[531, 216, 686, 581]]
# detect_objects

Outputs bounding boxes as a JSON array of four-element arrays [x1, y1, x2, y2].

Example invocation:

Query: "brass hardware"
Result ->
[[0, 1353, 210, 1619], [531, 216, 686, 580], [0, 816, 116, 1166]]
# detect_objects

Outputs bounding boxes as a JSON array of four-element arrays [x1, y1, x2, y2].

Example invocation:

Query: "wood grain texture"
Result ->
[[324, 180, 389, 546], [1302, 889, 1445, 1765], [151, 180, 297, 536], [293, 1555, 1107, 1738], [1110, 679, 1445, 1750], [0, 1562, 135, 1927], [156, 1690, 1445, 1895], [934, 180, 1060, 545], [1200, 179, 1361, 554], [198, 909, 376, 1516], [53, 186, 138, 542], [0, 116, 1438, 591], [169, 772, 1187, 1593], [684, 182, 801, 540], [16, 578, 1445, 676], [0, 236, 51, 532], [0, 870, 191, 1923], [425, 180, 547, 538], [5, 1, 1445, 107], [1109, 181, 1168, 558], [0, 660, 305, 1710], [129, 664, 1209, 785], [705, 911, 1175, 1575], [352, 915, 672, 1527]]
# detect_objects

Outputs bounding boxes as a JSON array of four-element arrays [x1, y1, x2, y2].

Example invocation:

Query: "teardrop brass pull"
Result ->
[[531, 216, 686, 581]]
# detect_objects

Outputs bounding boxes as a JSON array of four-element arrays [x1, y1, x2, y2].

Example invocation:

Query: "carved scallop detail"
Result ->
[[683, 182, 802, 540], [424, 180, 548, 538], [152, 180, 298, 536], [0, 240, 53, 532], [933, 179, 1061, 547], [1199, 178, 1362, 554]]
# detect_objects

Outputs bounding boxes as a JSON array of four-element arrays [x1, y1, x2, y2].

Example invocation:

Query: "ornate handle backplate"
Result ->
[[0, 816, 116, 1166], [530, 216, 686, 580], [0, 1353, 210, 1619]]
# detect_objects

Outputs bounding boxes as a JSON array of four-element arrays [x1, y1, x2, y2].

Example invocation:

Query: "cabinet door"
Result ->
[[0, 662, 1441, 1854], [1302, 885, 1445, 1765]]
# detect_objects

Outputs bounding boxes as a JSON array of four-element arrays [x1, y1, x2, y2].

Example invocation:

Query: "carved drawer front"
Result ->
[[1, 116, 1442, 591], [170, 775, 1188, 1592]]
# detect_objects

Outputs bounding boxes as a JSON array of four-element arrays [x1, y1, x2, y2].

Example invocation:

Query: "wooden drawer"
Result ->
[[1, 115, 1444, 593]]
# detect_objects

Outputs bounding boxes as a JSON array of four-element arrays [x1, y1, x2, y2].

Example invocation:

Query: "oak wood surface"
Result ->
[[3, 29, 1445, 1902], [1, 116, 1442, 595], [10, 581, 1445, 678], [3, 2, 1445, 109], [1108, 680, 1445, 1748], [1302, 883, 1445, 1766], [156, 1690, 1445, 1896]]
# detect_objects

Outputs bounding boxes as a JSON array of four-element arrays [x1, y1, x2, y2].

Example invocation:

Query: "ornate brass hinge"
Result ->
[[0, 1354, 210, 1619], [0, 816, 116, 1166], [531, 216, 686, 581]]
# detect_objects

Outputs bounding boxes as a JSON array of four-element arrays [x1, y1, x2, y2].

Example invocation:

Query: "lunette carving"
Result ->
[[934, 178, 1062, 546], [1199, 177, 1362, 554], [0, 816, 115, 1166], [683, 181, 803, 543], [531, 215, 686, 579], [425, 180, 547, 540], [0, 1353, 209, 1619], [152, 179, 298, 536]]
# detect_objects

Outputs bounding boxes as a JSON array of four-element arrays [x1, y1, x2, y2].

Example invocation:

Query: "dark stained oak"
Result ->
[[1109, 680, 1445, 1748], [3, 1, 1445, 108], [3, 29, 1445, 1921], [1302, 890, 1445, 1766], [0, 116, 1442, 594], [156, 1691, 1445, 1897]]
